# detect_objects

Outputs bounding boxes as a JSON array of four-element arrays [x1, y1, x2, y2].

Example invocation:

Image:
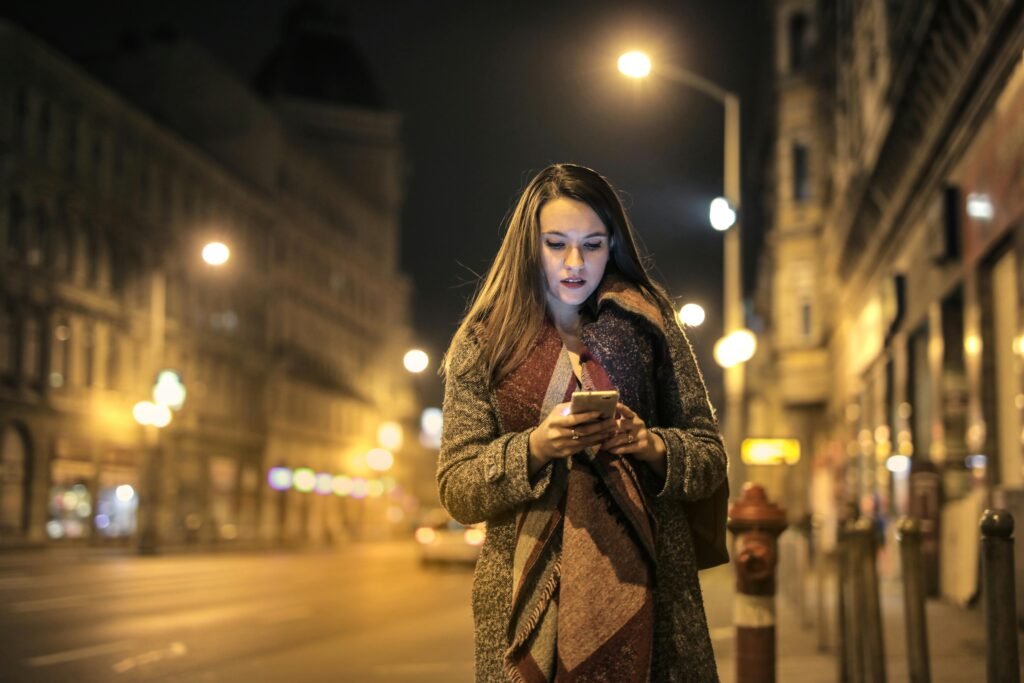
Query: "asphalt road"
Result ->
[[0, 542, 736, 683]]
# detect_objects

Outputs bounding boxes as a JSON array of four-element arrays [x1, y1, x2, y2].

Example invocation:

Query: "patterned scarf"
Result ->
[[495, 316, 658, 682]]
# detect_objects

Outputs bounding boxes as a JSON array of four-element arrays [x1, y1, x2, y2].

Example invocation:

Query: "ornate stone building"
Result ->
[[0, 14, 417, 549], [754, 0, 1024, 601]]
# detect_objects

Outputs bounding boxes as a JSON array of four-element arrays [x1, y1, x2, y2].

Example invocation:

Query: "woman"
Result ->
[[439, 163, 726, 682]]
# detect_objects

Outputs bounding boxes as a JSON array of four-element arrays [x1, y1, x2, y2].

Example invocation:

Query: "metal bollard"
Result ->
[[728, 483, 789, 683], [897, 517, 931, 683], [854, 518, 887, 683], [841, 520, 865, 683], [980, 509, 1020, 683]]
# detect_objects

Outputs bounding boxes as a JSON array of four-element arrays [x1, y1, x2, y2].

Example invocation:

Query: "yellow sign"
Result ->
[[741, 438, 801, 466]]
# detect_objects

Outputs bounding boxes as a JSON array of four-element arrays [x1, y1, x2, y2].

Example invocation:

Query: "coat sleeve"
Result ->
[[437, 335, 554, 525], [648, 310, 728, 502]]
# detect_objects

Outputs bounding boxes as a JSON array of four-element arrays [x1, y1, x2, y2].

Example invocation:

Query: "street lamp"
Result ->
[[678, 303, 706, 328], [618, 50, 748, 493], [403, 349, 429, 373]]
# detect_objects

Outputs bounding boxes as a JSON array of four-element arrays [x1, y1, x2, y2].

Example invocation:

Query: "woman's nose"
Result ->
[[565, 246, 584, 268]]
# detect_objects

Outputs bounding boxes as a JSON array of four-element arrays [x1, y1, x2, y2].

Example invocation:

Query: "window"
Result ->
[[66, 119, 80, 175], [51, 318, 70, 389], [83, 323, 95, 388], [792, 143, 810, 201], [6, 193, 25, 257], [12, 88, 29, 144], [788, 12, 809, 73], [27, 206, 47, 268], [106, 331, 120, 391], [21, 317, 41, 384], [0, 308, 13, 377], [801, 301, 813, 339]]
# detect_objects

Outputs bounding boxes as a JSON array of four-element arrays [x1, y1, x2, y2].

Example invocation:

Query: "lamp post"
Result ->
[[135, 242, 229, 554], [619, 52, 749, 494]]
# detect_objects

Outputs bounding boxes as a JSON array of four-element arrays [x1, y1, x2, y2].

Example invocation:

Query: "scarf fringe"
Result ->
[[503, 555, 562, 682]]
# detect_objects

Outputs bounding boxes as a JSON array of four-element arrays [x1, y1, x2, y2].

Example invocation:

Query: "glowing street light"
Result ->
[[678, 303, 706, 328], [403, 349, 429, 373], [377, 421, 404, 450], [713, 329, 757, 368], [366, 448, 394, 473], [709, 197, 737, 231], [133, 401, 172, 428], [618, 50, 652, 79], [202, 241, 230, 266]]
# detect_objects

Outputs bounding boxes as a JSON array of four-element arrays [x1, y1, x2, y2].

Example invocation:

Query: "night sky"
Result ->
[[3, 1, 771, 408]]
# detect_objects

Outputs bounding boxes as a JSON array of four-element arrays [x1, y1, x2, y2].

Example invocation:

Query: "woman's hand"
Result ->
[[528, 402, 617, 474], [605, 403, 667, 469]]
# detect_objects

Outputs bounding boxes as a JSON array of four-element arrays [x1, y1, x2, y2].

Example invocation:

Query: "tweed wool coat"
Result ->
[[439, 282, 727, 682]]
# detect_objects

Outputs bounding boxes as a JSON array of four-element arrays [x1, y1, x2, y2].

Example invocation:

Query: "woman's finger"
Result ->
[[616, 402, 636, 419]]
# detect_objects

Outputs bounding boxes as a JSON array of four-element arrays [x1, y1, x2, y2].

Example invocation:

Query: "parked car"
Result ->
[[415, 510, 485, 566]]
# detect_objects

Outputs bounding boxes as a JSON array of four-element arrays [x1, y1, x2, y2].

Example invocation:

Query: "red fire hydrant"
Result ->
[[727, 482, 789, 683]]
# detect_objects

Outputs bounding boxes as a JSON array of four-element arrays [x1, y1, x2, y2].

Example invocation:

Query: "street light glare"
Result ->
[[403, 349, 429, 373], [709, 197, 737, 231], [713, 329, 757, 368], [678, 303, 706, 327], [202, 241, 230, 266], [618, 51, 652, 79]]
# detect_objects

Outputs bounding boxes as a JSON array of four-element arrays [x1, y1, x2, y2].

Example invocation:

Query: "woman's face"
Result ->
[[538, 197, 611, 312]]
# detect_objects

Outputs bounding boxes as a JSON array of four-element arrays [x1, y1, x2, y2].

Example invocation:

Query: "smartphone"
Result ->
[[570, 390, 619, 420]]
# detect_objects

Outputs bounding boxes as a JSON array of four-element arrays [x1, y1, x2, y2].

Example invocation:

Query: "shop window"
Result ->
[[793, 143, 810, 201], [47, 459, 94, 540], [209, 456, 238, 540], [94, 467, 138, 538], [0, 426, 30, 537]]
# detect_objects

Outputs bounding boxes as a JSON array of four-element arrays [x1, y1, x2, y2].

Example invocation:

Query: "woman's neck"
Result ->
[[547, 301, 581, 337]]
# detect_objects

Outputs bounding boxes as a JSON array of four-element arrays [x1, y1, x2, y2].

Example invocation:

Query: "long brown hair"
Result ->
[[445, 163, 673, 384]]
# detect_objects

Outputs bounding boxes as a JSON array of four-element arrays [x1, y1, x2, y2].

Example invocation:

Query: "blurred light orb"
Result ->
[[268, 467, 292, 491], [618, 51, 652, 78], [377, 421, 404, 450], [153, 370, 186, 411], [366, 480, 385, 498], [885, 454, 910, 474], [421, 407, 443, 437], [366, 448, 394, 472], [133, 401, 172, 428], [351, 478, 369, 499], [115, 485, 135, 503], [464, 527, 486, 546], [315, 473, 334, 495], [202, 241, 230, 266], [678, 303, 706, 328], [709, 197, 737, 231], [415, 527, 436, 545], [332, 475, 353, 497], [292, 467, 316, 493], [403, 349, 429, 373], [714, 329, 757, 368]]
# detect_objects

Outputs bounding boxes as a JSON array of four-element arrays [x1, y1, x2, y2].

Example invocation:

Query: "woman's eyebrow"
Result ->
[[541, 230, 608, 238]]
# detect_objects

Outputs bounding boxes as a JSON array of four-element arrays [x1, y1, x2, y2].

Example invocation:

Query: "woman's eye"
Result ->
[[544, 241, 565, 249], [584, 242, 604, 251]]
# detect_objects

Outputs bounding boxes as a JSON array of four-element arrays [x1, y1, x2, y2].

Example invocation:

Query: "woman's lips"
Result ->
[[561, 279, 586, 289]]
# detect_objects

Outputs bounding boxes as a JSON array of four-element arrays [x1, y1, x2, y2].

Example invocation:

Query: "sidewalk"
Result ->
[[713, 563, 1019, 682]]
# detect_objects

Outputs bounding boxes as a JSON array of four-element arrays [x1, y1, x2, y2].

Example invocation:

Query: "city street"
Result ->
[[0, 543, 734, 683]]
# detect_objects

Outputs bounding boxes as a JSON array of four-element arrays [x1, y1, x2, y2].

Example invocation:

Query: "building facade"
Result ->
[[755, 0, 1024, 601], [0, 17, 418, 550]]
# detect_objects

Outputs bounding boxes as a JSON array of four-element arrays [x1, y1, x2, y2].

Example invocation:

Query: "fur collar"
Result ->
[[592, 273, 667, 336]]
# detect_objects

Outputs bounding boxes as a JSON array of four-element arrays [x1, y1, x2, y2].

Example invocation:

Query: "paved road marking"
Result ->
[[112, 641, 188, 673], [27, 640, 136, 667]]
